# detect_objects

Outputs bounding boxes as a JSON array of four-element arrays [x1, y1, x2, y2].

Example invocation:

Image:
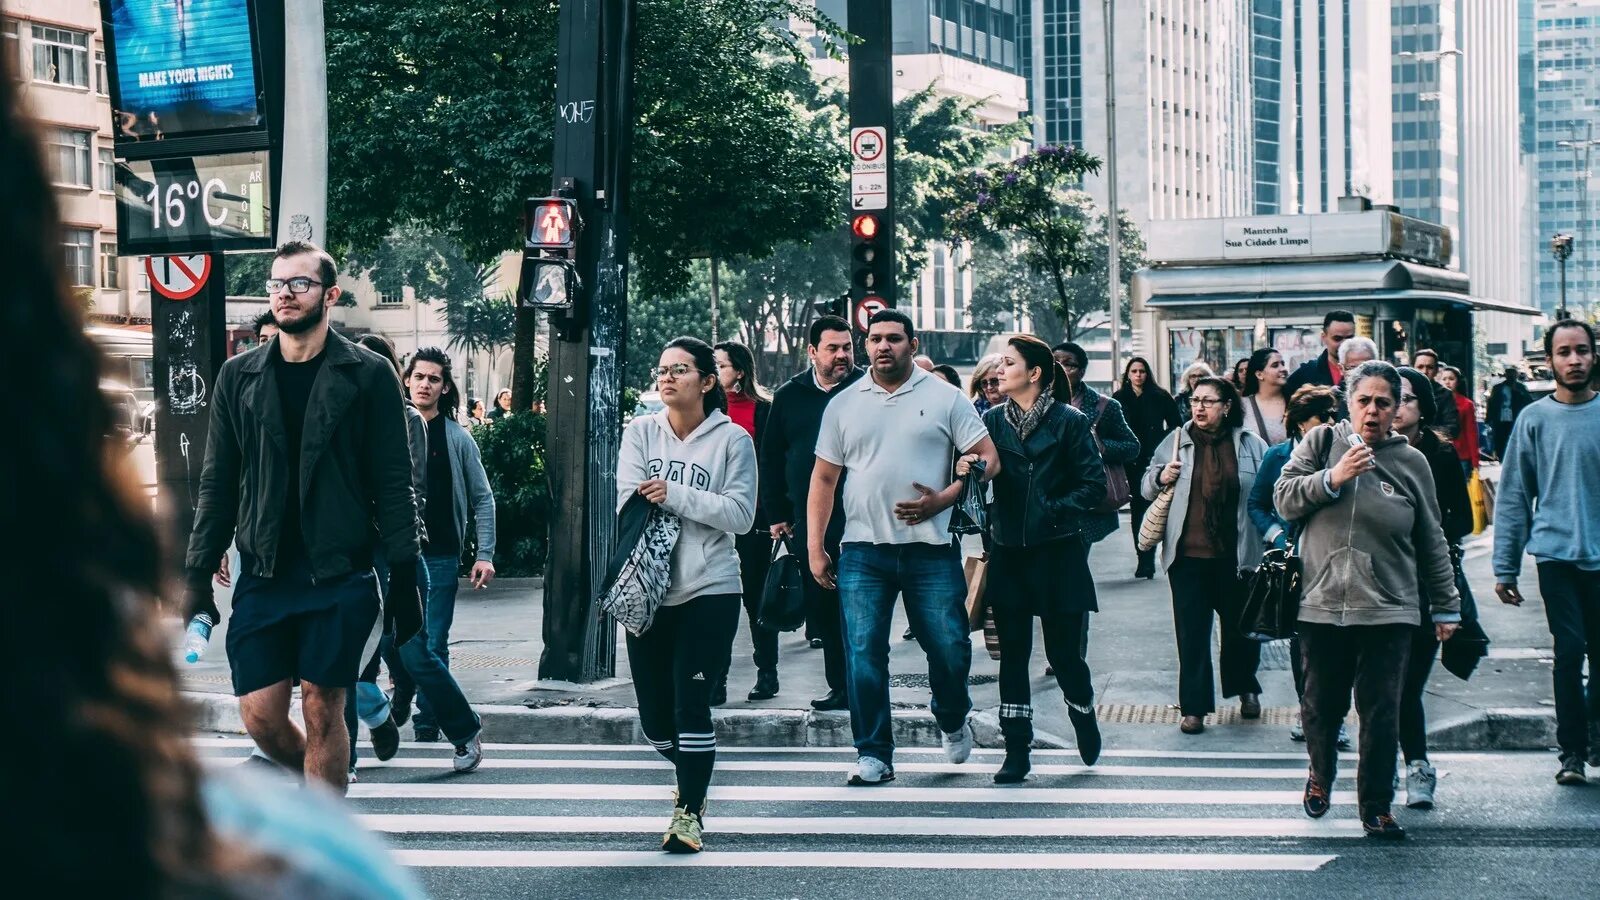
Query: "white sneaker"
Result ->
[[453, 734, 483, 773], [847, 755, 895, 785], [1405, 760, 1437, 810], [942, 721, 975, 764]]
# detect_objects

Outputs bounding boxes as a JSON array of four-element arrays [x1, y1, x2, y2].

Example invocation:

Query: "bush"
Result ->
[[471, 411, 551, 577]]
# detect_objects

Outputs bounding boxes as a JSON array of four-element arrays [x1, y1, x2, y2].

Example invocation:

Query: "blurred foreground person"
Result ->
[[0, 48, 421, 897]]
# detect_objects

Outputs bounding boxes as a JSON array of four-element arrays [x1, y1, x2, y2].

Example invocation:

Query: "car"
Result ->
[[627, 389, 664, 422]]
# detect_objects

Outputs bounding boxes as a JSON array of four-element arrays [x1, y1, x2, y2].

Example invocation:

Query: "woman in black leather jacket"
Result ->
[[959, 335, 1107, 783]]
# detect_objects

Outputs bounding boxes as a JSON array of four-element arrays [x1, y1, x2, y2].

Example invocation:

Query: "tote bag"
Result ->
[[1137, 433, 1182, 552]]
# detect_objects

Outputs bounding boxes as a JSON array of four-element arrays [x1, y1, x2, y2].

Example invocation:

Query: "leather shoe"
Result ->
[[1303, 776, 1331, 818], [747, 667, 779, 701], [390, 685, 415, 727], [371, 715, 400, 762], [810, 690, 848, 711], [1240, 694, 1262, 719], [1180, 715, 1205, 735], [1361, 813, 1406, 840]]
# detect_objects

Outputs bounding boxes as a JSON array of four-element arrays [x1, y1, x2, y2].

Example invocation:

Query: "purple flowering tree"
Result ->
[[950, 144, 1114, 341]]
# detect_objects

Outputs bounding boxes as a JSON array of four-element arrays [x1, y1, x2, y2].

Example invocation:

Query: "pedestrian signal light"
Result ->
[[528, 197, 578, 251]]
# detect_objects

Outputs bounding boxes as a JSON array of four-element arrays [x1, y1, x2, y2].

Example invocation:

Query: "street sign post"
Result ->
[[847, 0, 895, 308], [855, 296, 887, 331]]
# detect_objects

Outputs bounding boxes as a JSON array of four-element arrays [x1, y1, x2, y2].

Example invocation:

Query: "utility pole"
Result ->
[[1103, 0, 1120, 378], [847, 0, 896, 315], [538, 0, 638, 682], [1557, 124, 1600, 319], [1553, 233, 1574, 321]]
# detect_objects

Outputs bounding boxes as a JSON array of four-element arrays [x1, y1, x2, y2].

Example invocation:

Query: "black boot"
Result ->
[[1068, 703, 1102, 766], [1134, 549, 1156, 580], [747, 667, 779, 701], [994, 717, 1033, 784]]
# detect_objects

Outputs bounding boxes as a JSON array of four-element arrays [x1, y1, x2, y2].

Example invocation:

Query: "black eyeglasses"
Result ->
[[265, 277, 324, 294]]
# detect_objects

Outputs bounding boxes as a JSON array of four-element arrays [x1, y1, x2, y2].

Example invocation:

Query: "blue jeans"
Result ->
[[837, 542, 973, 764], [413, 554, 463, 735]]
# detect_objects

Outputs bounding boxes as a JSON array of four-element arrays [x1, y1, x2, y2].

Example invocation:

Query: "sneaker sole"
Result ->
[[662, 836, 702, 854], [1363, 829, 1407, 840], [1406, 798, 1434, 810], [847, 773, 895, 786], [1555, 772, 1587, 786]]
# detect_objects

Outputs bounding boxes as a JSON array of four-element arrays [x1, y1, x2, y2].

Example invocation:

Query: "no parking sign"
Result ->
[[145, 254, 213, 301]]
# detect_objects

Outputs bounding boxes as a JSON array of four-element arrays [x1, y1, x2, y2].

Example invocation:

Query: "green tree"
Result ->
[[624, 259, 738, 390], [949, 145, 1110, 340]]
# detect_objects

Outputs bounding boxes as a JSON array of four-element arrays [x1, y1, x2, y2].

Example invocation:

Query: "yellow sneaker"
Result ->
[[661, 806, 703, 853]]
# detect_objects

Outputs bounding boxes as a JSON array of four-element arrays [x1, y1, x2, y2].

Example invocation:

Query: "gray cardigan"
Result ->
[[434, 416, 496, 562], [1139, 423, 1268, 573]]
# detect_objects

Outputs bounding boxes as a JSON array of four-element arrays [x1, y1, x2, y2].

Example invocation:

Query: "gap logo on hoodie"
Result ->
[[648, 459, 712, 491]]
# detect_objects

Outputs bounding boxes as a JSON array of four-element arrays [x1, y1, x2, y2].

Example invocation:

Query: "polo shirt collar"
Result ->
[[860, 364, 930, 395]]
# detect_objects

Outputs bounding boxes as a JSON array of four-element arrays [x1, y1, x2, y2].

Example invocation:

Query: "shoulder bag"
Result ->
[[1136, 432, 1181, 552], [1092, 395, 1132, 512], [1239, 547, 1303, 641], [597, 494, 681, 637]]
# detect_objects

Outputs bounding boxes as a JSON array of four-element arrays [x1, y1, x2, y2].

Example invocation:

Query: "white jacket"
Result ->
[[616, 409, 757, 605]]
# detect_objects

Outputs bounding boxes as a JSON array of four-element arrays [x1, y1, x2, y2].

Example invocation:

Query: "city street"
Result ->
[[192, 737, 1600, 898]]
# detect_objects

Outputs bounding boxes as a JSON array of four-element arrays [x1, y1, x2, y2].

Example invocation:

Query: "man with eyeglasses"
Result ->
[[184, 241, 424, 794], [1285, 309, 1359, 397]]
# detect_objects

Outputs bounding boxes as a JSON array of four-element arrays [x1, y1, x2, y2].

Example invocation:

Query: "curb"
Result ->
[[184, 692, 1556, 752]]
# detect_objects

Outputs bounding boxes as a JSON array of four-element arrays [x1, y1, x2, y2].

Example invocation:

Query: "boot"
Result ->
[[1134, 548, 1156, 580], [747, 667, 779, 701], [993, 717, 1033, 784], [1068, 703, 1102, 766]]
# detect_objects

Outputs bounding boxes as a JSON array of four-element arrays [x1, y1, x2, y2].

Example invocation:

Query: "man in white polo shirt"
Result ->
[[807, 309, 1001, 785]]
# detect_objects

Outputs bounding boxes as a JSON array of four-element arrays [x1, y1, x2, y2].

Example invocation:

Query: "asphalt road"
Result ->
[[193, 737, 1599, 899]]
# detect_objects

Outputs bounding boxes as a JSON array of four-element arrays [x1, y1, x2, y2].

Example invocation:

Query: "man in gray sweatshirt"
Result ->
[[1494, 320, 1600, 785]]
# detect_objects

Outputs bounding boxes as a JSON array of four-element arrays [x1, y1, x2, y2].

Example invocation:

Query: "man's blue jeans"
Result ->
[[413, 554, 464, 736], [837, 542, 973, 764]]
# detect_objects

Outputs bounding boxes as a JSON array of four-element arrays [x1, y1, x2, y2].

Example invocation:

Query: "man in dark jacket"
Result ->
[[1410, 349, 1462, 440], [184, 241, 422, 793], [1284, 310, 1358, 397], [1486, 366, 1533, 459], [760, 316, 862, 711]]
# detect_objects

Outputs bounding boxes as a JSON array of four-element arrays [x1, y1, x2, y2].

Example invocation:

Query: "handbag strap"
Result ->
[[1248, 397, 1270, 439]]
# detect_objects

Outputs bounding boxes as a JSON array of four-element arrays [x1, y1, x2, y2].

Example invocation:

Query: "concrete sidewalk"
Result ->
[[180, 518, 1561, 752]]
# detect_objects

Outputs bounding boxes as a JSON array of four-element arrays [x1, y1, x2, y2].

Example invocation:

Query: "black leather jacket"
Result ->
[[983, 401, 1107, 548]]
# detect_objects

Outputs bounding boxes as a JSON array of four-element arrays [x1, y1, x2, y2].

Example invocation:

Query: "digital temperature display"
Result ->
[[116, 151, 273, 255]]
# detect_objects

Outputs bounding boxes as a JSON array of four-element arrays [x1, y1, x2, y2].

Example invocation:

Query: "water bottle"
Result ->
[[183, 613, 214, 664]]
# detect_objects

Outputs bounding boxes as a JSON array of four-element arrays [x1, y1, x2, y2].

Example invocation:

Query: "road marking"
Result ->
[[190, 737, 1360, 761], [360, 814, 1365, 838], [300, 756, 1350, 780], [347, 782, 1355, 805], [393, 849, 1338, 871]]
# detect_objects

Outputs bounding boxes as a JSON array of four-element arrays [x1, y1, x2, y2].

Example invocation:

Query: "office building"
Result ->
[[1532, 1, 1600, 317]]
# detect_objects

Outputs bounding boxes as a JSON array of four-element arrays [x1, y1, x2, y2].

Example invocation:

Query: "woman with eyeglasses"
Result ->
[[1113, 356, 1182, 579], [1274, 361, 1460, 840], [616, 336, 757, 853], [1392, 367, 1475, 812], [1141, 377, 1269, 735], [969, 355, 1004, 414]]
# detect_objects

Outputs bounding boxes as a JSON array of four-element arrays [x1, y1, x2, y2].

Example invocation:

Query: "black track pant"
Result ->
[[626, 593, 741, 812]]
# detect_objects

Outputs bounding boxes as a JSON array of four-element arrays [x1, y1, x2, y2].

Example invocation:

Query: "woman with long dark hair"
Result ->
[[964, 336, 1107, 781], [712, 340, 778, 703], [1240, 347, 1291, 446], [1113, 355, 1182, 579], [1140, 377, 1270, 734], [3, 54, 420, 895], [617, 336, 757, 853], [1437, 365, 1481, 478], [1393, 367, 1474, 811]]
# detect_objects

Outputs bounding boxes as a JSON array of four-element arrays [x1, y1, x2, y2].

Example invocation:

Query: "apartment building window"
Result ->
[[100, 240, 120, 289], [47, 128, 92, 187], [99, 148, 115, 192], [31, 25, 90, 88], [63, 229, 94, 286], [376, 291, 403, 307], [95, 48, 107, 95]]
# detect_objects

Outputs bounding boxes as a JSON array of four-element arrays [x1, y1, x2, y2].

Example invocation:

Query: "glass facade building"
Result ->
[[1533, 2, 1600, 313], [1019, 0, 1083, 146]]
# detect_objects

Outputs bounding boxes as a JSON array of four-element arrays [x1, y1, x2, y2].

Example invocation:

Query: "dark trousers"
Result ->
[[1398, 627, 1439, 763], [1491, 422, 1514, 460], [993, 605, 1093, 715], [1169, 557, 1261, 716], [799, 526, 846, 694], [625, 593, 741, 811], [1536, 562, 1600, 759], [735, 529, 777, 671], [1300, 622, 1412, 818]]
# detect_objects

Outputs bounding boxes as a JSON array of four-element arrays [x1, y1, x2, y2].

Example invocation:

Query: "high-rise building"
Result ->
[[9, 0, 148, 325], [1390, 0, 1460, 239], [1250, 1, 1395, 214], [1532, 1, 1600, 316]]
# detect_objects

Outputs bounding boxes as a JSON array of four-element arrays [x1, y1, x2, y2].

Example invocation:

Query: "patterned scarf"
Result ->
[[1004, 395, 1054, 441]]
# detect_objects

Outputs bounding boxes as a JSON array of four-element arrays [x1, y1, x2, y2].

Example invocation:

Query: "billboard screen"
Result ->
[[106, 0, 265, 146]]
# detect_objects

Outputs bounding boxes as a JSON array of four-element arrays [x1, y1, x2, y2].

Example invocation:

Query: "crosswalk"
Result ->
[[193, 736, 1368, 877]]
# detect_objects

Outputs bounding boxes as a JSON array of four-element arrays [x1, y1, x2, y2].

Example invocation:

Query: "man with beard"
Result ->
[[185, 241, 422, 793], [807, 310, 1000, 785], [761, 316, 862, 711], [1494, 320, 1600, 786]]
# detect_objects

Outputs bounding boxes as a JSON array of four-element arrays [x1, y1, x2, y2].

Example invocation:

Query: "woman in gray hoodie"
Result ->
[[1274, 360, 1461, 840], [616, 336, 757, 854]]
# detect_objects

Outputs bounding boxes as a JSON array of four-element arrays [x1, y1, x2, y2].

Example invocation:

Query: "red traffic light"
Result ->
[[852, 214, 879, 240]]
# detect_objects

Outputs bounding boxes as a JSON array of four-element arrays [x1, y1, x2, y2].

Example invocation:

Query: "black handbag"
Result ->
[[757, 537, 807, 632], [1240, 547, 1303, 642]]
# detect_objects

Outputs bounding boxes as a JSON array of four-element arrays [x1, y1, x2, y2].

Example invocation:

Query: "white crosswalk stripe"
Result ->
[[196, 739, 1362, 873]]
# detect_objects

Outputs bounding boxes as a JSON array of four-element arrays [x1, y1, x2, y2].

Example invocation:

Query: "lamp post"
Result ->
[[1552, 233, 1575, 321], [1556, 125, 1600, 321]]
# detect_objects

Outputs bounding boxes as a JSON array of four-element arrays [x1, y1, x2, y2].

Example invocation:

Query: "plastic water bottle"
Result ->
[[183, 613, 214, 664]]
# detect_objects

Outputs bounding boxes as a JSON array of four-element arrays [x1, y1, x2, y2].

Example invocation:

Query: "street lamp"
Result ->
[[1552, 233, 1575, 321], [1556, 126, 1600, 321]]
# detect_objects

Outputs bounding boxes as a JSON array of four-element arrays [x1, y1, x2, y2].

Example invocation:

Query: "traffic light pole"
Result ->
[[848, 0, 895, 312], [537, 0, 637, 682]]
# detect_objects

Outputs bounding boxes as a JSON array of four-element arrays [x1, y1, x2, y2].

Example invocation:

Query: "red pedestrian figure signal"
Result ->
[[529, 198, 578, 250]]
